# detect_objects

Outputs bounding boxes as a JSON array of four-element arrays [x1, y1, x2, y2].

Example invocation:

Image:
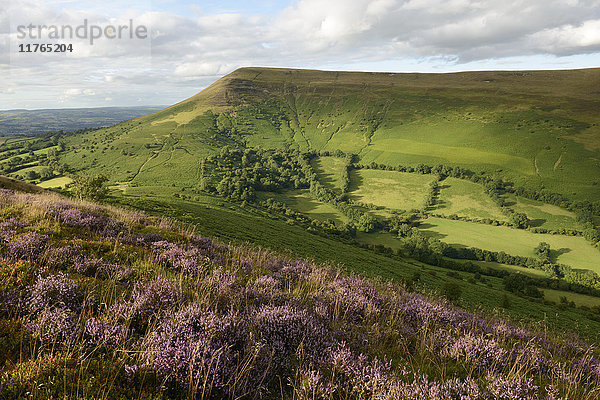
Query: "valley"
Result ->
[[1, 67, 599, 341]]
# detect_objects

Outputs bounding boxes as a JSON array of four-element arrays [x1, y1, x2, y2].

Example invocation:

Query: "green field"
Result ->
[[311, 156, 347, 192], [451, 259, 549, 278], [421, 217, 600, 271], [435, 177, 507, 221], [37, 176, 73, 189], [504, 194, 580, 231], [543, 288, 600, 308], [257, 189, 348, 224], [348, 169, 435, 211]]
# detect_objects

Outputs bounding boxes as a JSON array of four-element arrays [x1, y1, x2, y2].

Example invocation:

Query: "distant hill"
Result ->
[[60, 67, 600, 202], [0, 106, 165, 135]]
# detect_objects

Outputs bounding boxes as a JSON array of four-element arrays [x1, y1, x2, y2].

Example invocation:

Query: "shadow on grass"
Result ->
[[529, 218, 547, 228], [311, 159, 338, 192], [419, 228, 448, 240], [347, 169, 364, 193], [550, 247, 572, 263]]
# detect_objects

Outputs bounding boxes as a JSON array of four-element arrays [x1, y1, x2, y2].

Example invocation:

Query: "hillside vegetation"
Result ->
[[58, 67, 600, 201], [1, 68, 599, 350], [1, 188, 600, 399]]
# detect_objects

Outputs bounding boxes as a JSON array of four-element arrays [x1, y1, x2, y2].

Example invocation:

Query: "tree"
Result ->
[[40, 167, 54, 180], [25, 170, 40, 181], [71, 174, 108, 201], [510, 212, 530, 229], [534, 242, 551, 263]]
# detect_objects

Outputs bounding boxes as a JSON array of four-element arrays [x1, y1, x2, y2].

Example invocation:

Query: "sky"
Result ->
[[1, 0, 599, 109]]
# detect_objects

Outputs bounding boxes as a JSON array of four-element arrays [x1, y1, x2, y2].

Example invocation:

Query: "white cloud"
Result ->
[[174, 62, 236, 78], [532, 19, 600, 54], [2, 0, 600, 109]]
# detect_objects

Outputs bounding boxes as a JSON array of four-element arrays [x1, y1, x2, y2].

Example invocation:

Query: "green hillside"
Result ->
[[59, 67, 600, 201], [2, 67, 599, 315]]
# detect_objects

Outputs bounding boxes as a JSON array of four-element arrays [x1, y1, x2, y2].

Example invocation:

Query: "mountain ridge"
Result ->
[[59, 66, 600, 201]]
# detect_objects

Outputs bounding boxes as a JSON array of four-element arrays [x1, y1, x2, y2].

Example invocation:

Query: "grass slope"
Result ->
[[59, 67, 600, 202], [435, 177, 508, 221]]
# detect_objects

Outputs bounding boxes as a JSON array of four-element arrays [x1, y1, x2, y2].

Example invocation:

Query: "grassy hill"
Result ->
[[58, 67, 600, 201]]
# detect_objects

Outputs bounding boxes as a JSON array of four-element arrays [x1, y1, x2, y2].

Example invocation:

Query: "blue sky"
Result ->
[[1, 0, 599, 109]]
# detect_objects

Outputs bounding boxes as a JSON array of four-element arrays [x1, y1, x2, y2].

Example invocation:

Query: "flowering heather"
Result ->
[[486, 373, 539, 400], [43, 244, 82, 271], [255, 304, 331, 370], [6, 232, 48, 261], [121, 232, 164, 246], [28, 272, 83, 314], [142, 304, 258, 397], [26, 307, 81, 347], [50, 203, 126, 235], [325, 276, 382, 322], [84, 318, 129, 349], [0, 217, 27, 232], [1, 192, 600, 399], [109, 276, 183, 332], [153, 240, 223, 276]]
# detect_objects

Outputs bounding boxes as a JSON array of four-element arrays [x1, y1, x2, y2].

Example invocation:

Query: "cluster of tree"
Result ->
[[425, 177, 441, 209], [430, 212, 510, 227], [503, 274, 544, 298], [200, 147, 312, 201]]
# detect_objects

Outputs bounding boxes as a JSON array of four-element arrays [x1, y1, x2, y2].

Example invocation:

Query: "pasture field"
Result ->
[[348, 169, 435, 211], [435, 177, 508, 221], [542, 288, 600, 308], [420, 217, 600, 271], [37, 176, 73, 188], [504, 193, 580, 231], [311, 156, 347, 192], [451, 259, 549, 278], [256, 189, 349, 224]]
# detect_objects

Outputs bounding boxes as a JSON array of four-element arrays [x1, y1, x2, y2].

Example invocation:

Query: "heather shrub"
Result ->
[[43, 244, 82, 271], [141, 304, 260, 398], [109, 276, 183, 331], [121, 232, 164, 246], [0, 217, 27, 232], [153, 241, 215, 276], [255, 305, 331, 372], [28, 273, 83, 314], [84, 318, 129, 349], [50, 204, 126, 235], [325, 277, 382, 322], [486, 373, 539, 400], [0, 288, 25, 318], [6, 232, 48, 262], [26, 307, 81, 348]]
